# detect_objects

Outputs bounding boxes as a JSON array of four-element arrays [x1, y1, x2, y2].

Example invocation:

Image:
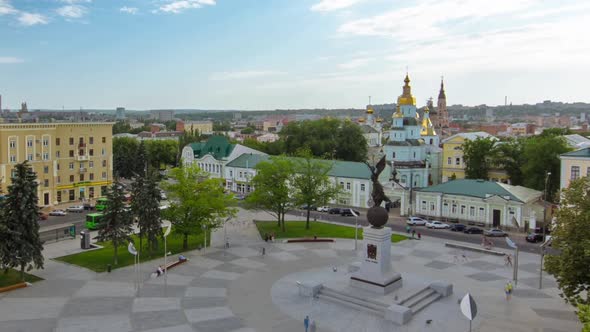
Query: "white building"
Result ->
[[181, 135, 266, 179]]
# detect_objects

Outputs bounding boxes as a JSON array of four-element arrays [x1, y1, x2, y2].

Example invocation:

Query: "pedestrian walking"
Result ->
[[505, 281, 513, 301], [504, 254, 513, 267], [262, 247, 266, 256], [310, 320, 317, 332], [304, 315, 310, 332], [417, 232, 421, 240], [412, 229, 416, 239], [406, 225, 411, 234]]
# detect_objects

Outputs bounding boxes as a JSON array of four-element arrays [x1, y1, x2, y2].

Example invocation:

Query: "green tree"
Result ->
[[539, 127, 571, 137], [579, 303, 590, 332], [462, 137, 496, 180], [162, 165, 235, 250], [135, 141, 147, 178], [113, 137, 139, 179], [145, 140, 178, 170], [335, 120, 368, 161], [97, 183, 133, 265], [521, 135, 570, 202], [131, 174, 162, 256], [245, 156, 295, 232], [291, 149, 340, 229], [492, 139, 525, 186], [113, 121, 132, 134], [213, 121, 232, 132], [0, 162, 44, 280], [545, 177, 590, 306], [240, 127, 255, 135]]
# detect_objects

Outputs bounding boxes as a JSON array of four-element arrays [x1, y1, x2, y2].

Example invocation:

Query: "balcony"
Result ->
[[79, 143, 86, 148], [79, 168, 87, 174], [76, 155, 89, 161]]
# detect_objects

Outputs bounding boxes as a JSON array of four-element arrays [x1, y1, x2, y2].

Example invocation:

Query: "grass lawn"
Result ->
[[0, 268, 43, 288], [255, 220, 407, 243], [54, 229, 210, 273]]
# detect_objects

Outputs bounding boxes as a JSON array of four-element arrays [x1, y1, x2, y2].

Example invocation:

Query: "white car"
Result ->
[[406, 216, 427, 226], [49, 209, 67, 216], [66, 205, 84, 213], [426, 221, 450, 229], [316, 206, 329, 212]]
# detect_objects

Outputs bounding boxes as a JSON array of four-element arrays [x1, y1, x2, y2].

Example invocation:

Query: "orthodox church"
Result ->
[[358, 102, 384, 148]]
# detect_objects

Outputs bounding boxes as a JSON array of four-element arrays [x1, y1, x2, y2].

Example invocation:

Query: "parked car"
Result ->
[[449, 224, 466, 232], [38, 212, 48, 220], [49, 209, 67, 216], [328, 207, 342, 214], [316, 206, 329, 212], [299, 204, 316, 211], [83, 202, 95, 211], [426, 221, 450, 229], [406, 216, 427, 226], [464, 227, 483, 234], [66, 205, 85, 213], [526, 232, 545, 243], [484, 228, 508, 237], [341, 208, 360, 217]]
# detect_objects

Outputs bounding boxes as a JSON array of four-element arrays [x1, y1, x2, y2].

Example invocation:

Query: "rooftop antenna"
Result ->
[[368, 96, 372, 105]]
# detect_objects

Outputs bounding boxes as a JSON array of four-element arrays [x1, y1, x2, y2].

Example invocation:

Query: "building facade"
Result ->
[[559, 148, 590, 190], [0, 123, 114, 206], [415, 179, 542, 230], [182, 121, 214, 135]]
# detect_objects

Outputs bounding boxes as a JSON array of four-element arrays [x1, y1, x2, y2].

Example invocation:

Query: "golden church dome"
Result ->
[[397, 73, 416, 106]]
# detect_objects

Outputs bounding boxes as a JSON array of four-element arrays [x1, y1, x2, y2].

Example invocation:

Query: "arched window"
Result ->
[[430, 139, 433, 144], [401, 175, 407, 183]]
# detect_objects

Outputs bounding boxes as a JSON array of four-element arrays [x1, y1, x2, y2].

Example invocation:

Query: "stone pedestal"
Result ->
[[350, 226, 402, 294]]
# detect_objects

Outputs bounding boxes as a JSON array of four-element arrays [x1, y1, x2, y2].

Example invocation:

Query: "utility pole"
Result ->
[[539, 171, 551, 289]]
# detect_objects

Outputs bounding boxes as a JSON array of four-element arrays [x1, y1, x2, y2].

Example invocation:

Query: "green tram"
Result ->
[[85, 213, 104, 230]]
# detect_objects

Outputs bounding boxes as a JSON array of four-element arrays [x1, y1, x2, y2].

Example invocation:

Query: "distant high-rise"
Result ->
[[150, 110, 174, 122], [115, 107, 126, 120]]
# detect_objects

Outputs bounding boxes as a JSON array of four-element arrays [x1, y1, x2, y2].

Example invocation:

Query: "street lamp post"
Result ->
[[202, 224, 207, 254], [163, 222, 171, 296], [539, 171, 551, 289], [351, 209, 359, 250]]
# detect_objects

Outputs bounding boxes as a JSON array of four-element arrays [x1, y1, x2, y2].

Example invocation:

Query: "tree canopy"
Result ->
[[131, 174, 162, 256], [97, 183, 133, 265], [461, 137, 496, 180]]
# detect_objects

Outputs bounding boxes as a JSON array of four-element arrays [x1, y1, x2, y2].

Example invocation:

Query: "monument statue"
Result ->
[[365, 155, 391, 228]]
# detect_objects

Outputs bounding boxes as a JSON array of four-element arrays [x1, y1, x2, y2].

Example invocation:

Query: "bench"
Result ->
[[164, 257, 188, 272], [286, 238, 334, 243], [444, 242, 506, 256]]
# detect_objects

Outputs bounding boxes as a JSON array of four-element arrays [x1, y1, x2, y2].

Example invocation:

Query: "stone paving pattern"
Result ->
[[0, 209, 581, 331]]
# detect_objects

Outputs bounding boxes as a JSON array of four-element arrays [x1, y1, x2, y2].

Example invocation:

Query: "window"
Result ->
[[102, 160, 107, 167], [69, 162, 74, 170], [360, 184, 365, 191], [89, 187, 95, 198], [43, 166, 49, 174], [401, 175, 407, 183], [43, 179, 49, 187], [479, 207, 485, 217], [451, 204, 457, 214], [56, 151, 60, 158], [447, 157, 451, 165], [460, 205, 466, 215], [239, 171, 243, 177], [79, 149, 85, 156], [10, 155, 16, 163], [27, 154, 33, 161], [421, 200, 427, 211], [42, 138, 49, 146], [102, 172, 107, 179], [57, 163, 60, 170], [56, 138, 61, 146], [455, 158, 460, 165], [470, 206, 475, 217], [102, 137, 106, 143], [229, 170, 233, 177], [443, 203, 449, 214], [27, 139, 33, 147], [392, 152, 396, 158], [346, 182, 351, 190], [430, 202, 435, 211], [57, 176, 61, 184], [69, 175, 74, 182], [69, 190, 75, 201], [80, 174, 85, 181], [101, 148, 106, 156], [413, 152, 416, 158], [80, 162, 85, 169], [89, 161, 94, 168], [79, 137, 84, 145], [89, 137, 94, 144], [89, 173, 94, 180], [69, 137, 74, 145], [9, 140, 16, 148], [69, 150, 74, 157], [339, 181, 344, 188], [43, 152, 49, 160], [571, 166, 580, 180], [57, 191, 62, 202], [89, 149, 94, 156]]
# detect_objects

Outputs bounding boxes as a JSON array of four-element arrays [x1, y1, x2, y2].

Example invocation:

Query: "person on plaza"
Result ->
[[417, 232, 421, 240], [412, 229, 416, 239], [310, 320, 317, 332], [406, 225, 411, 234], [156, 265, 164, 277], [505, 254, 513, 267], [304, 315, 310, 332], [262, 247, 266, 256], [505, 281, 513, 300]]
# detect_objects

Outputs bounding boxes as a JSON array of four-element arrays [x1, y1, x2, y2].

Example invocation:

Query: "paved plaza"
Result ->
[[0, 210, 582, 332]]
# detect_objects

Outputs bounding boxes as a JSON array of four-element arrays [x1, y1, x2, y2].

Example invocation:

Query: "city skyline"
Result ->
[[1, 0, 589, 110]]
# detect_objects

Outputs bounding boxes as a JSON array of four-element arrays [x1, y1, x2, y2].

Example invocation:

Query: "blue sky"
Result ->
[[1, 0, 589, 110]]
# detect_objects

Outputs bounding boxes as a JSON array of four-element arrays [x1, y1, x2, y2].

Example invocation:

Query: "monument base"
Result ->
[[350, 271, 402, 294]]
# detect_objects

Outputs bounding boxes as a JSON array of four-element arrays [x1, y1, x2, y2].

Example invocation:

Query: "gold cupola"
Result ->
[[420, 106, 436, 136], [397, 73, 416, 106], [393, 104, 403, 118], [366, 105, 374, 114]]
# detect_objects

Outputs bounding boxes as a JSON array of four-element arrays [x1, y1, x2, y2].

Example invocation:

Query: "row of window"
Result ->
[[56, 186, 108, 203], [10, 136, 106, 148], [421, 201, 516, 218], [447, 156, 462, 166], [199, 163, 221, 173], [570, 166, 590, 180], [338, 182, 366, 192], [8, 149, 107, 163]]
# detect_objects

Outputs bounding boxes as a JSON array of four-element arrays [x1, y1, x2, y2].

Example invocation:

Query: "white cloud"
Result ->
[[120, 6, 138, 15], [0, 56, 23, 64], [311, 0, 363, 12], [338, 57, 373, 69], [158, 0, 216, 14], [56, 5, 87, 18], [0, 0, 16, 15], [18, 12, 48, 26], [210, 70, 287, 81], [58, 0, 91, 3]]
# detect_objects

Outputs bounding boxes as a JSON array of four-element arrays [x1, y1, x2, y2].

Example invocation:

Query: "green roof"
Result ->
[[561, 147, 590, 158], [417, 179, 522, 202], [225, 154, 372, 180], [189, 136, 235, 160]]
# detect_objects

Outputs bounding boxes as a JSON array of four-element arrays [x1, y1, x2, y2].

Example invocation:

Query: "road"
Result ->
[[40, 210, 89, 231], [288, 209, 544, 255]]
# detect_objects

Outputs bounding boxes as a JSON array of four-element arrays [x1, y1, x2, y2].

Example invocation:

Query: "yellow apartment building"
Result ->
[[0, 122, 114, 207], [559, 147, 590, 190], [442, 131, 510, 183], [183, 121, 213, 135]]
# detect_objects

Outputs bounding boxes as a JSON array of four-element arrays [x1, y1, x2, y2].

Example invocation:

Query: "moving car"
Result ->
[[449, 224, 466, 232], [66, 205, 84, 213], [406, 216, 427, 226], [526, 232, 545, 243], [341, 208, 360, 217], [49, 209, 67, 216], [316, 206, 329, 212], [426, 221, 450, 229], [299, 204, 316, 211], [484, 228, 508, 237], [328, 207, 342, 214], [464, 227, 483, 234], [38, 212, 48, 220]]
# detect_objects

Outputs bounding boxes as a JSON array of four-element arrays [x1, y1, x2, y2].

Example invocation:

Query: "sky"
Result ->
[[1, 0, 589, 110]]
